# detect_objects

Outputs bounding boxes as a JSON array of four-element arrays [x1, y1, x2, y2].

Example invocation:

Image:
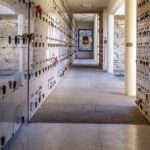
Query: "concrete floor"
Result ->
[[9, 124, 150, 150], [8, 67, 150, 150], [72, 59, 98, 67], [31, 67, 148, 124]]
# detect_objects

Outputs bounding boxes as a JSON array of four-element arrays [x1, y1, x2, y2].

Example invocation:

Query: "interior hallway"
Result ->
[[31, 67, 148, 124], [9, 67, 150, 150]]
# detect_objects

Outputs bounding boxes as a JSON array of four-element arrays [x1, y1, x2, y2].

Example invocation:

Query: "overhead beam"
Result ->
[[108, 0, 124, 14]]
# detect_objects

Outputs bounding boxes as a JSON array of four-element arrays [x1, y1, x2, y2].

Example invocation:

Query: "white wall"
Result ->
[[106, 0, 124, 73]]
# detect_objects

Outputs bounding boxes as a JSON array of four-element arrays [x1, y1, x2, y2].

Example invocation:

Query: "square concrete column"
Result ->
[[107, 14, 114, 74]]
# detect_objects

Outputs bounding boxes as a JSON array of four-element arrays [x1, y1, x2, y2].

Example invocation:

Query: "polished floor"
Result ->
[[9, 124, 150, 150], [8, 67, 150, 150], [31, 67, 148, 124], [72, 59, 98, 67]]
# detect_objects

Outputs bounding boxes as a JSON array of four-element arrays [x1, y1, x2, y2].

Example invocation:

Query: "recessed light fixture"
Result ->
[[82, 16, 87, 19], [81, 3, 93, 8]]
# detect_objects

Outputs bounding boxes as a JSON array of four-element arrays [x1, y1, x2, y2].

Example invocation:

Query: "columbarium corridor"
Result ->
[[0, 0, 150, 149]]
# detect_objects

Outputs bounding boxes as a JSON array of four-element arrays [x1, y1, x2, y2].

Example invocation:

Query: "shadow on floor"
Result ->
[[31, 67, 149, 125], [108, 92, 125, 96], [31, 104, 149, 125]]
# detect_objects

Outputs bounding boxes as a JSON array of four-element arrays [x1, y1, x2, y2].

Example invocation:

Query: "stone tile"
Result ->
[[10, 124, 102, 150], [99, 124, 150, 150], [10, 124, 150, 150]]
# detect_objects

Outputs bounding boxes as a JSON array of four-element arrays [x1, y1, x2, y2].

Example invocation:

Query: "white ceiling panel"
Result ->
[[74, 13, 96, 22], [65, 0, 108, 13]]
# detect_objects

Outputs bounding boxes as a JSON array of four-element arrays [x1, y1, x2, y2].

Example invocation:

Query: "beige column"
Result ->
[[125, 0, 136, 96]]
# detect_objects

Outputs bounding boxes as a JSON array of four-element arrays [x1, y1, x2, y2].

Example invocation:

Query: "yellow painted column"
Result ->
[[125, 0, 137, 96]]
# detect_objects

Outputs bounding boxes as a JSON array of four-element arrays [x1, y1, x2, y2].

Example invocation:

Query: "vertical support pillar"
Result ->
[[94, 14, 98, 63], [125, 0, 136, 96], [18, 14, 25, 72], [103, 9, 108, 70], [107, 14, 114, 74]]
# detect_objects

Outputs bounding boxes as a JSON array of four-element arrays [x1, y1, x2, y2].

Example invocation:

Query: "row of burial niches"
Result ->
[[136, 0, 150, 121], [0, 3, 29, 149], [114, 15, 125, 76], [0, 0, 73, 147]]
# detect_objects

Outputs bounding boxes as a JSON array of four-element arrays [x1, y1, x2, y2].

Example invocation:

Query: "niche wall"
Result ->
[[99, 11, 104, 68], [136, 0, 150, 121], [0, 15, 19, 72], [114, 15, 125, 75], [0, 0, 73, 148]]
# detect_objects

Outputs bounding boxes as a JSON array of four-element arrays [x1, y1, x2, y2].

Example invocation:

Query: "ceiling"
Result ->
[[65, 0, 108, 13], [74, 13, 96, 22]]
